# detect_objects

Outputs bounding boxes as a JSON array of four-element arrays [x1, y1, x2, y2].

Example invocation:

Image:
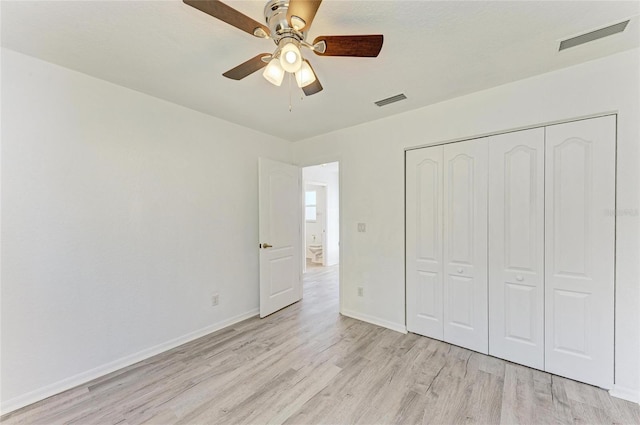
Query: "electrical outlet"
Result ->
[[211, 293, 219, 307], [357, 287, 364, 297], [357, 223, 366, 232]]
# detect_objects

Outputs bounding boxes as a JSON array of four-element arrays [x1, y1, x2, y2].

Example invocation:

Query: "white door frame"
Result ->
[[304, 181, 328, 269], [300, 158, 343, 314]]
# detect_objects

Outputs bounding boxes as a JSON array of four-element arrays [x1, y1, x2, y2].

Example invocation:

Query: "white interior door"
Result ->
[[443, 138, 489, 354], [488, 128, 545, 369], [406, 146, 444, 340], [259, 158, 302, 318], [544, 116, 616, 388]]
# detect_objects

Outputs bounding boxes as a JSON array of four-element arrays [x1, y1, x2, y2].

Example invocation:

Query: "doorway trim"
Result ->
[[300, 158, 343, 315], [303, 181, 328, 270]]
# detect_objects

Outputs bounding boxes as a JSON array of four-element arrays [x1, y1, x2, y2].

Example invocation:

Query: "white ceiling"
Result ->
[[2, 1, 639, 141]]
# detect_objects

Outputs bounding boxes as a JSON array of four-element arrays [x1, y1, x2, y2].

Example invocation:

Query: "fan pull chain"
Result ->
[[288, 73, 292, 112]]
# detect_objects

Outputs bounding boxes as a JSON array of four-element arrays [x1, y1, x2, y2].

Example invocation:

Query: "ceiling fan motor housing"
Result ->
[[264, 0, 307, 46]]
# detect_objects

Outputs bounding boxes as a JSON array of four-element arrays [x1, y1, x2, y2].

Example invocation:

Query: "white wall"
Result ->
[[0, 48, 292, 411], [303, 164, 340, 266], [292, 49, 640, 401]]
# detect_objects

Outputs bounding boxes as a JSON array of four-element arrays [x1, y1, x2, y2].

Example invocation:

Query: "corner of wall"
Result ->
[[341, 309, 407, 334]]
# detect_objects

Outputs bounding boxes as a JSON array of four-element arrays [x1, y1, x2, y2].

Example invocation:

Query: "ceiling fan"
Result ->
[[183, 0, 384, 96]]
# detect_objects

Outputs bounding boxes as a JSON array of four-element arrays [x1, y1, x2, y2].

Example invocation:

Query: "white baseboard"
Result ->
[[0, 309, 259, 415], [609, 385, 640, 404], [341, 309, 407, 334]]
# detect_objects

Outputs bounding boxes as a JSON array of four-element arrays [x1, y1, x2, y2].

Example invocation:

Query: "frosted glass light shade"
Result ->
[[280, 42, 302, 73], [290, 16, 306, 30], [295, 60, 317, 88], [263, 58, 285, 86]]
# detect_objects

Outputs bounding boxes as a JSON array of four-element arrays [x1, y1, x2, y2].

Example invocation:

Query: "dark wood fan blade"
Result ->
[[184, 0, 270, 38], [302, 78, 323, 96], [222, 54, 271, 80], [287, 0, 322, 31], [313, 34, 383, 57]]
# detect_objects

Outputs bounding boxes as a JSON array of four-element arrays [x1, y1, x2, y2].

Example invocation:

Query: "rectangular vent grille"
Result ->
[[375, 93, 407, 107], [559, 20, 629, 51]]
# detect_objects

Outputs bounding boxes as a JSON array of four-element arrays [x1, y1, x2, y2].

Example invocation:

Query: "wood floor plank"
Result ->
[[3, 264, 639, 425], [500, 363, 553, 425]]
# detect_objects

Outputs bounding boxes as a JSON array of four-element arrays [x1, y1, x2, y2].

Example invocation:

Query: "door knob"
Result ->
[[262, 243, 273, 249]]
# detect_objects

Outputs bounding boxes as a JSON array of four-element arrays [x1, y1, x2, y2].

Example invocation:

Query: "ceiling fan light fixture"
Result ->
[[182, 0, 384, 97], [279, 40, 303, 73], [295, 60, 317, 88], [285, 50, 297, 64], [263, 58, 285, 86], [290, 15, 306, 31]]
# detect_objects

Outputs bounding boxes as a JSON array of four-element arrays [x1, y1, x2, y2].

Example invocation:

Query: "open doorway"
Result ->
[[302, 162, 340, 274]]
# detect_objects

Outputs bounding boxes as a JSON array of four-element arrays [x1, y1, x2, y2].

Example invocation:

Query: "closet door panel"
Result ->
[[406, 147, 444, 339], [443, 138, 488, 354], [488, 128, 544, 370], [545, 116, 615, 388]]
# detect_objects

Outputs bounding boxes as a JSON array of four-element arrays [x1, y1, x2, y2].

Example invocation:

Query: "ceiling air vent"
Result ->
[[559, 20, 630, 51], [375, 93, 407, 107]]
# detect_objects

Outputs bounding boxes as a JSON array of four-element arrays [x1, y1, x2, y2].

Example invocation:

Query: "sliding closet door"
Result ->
[[406, 147, 444, 339], [488, 128, 545, 369], [443, 138, 488, 354], [545, 116, 615, 388]]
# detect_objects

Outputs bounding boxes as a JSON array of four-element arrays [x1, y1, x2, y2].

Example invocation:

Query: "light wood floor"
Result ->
[[3, 265, 639, 424]]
